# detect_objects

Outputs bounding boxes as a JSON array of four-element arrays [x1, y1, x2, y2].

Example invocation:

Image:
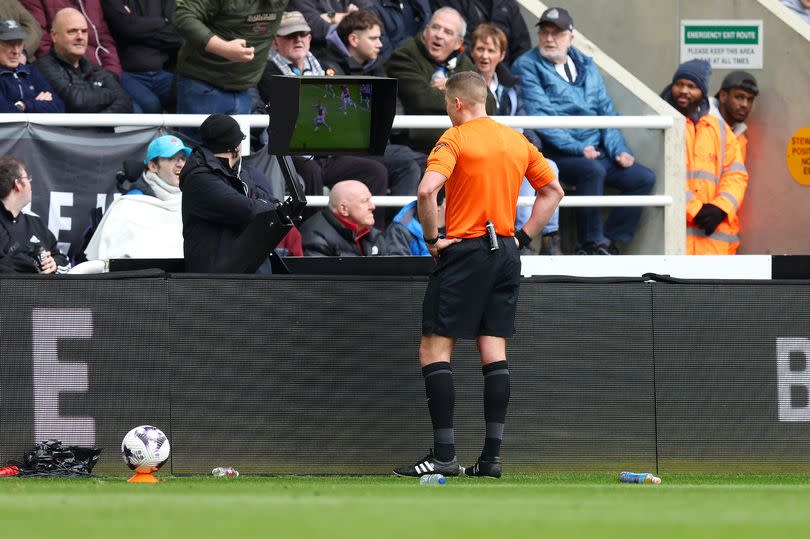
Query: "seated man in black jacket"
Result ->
[[299, 179, 386, 256], [35, 7, 132, 113], [0, 156, 70, 274]]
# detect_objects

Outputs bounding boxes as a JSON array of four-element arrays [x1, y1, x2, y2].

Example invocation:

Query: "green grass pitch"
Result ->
[[3, 473, 810, 538]]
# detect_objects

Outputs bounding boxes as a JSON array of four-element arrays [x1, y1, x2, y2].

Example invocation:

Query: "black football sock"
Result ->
[[482, 360, 510, 460], [422, 361, 455, 462]]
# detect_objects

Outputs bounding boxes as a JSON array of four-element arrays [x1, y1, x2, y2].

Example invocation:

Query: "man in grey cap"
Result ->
[[712, 71, 759, 164], [0, 19, 63, 113]]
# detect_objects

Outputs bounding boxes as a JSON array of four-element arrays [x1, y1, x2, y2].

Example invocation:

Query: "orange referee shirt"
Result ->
[[426, 117, 556, 239]]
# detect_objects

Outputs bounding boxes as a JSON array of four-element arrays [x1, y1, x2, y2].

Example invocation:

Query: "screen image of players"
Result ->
[[341, 85, 357, 113], [312, 102, 331, 131], [360, 83, 372, 111]]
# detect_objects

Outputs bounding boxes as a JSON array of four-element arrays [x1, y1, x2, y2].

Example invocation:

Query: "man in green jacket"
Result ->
[[385, 6, 495, 153], [173, 0, 288, 118]]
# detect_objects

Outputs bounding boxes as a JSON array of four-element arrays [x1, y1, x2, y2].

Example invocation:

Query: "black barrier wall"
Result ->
[[1, 274, 809, 474]]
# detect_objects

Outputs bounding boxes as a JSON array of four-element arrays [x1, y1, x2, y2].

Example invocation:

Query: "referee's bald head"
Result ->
[[445, 71, 488, 105]]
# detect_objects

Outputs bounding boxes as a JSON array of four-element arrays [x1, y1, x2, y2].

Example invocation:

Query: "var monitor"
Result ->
[[266, 76, 397, 156]]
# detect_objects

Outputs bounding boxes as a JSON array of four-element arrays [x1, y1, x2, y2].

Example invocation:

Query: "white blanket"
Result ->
[[84, 186, 183, 261]]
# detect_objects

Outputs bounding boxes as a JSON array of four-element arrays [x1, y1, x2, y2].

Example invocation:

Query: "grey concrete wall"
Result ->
[[549, 0, 810, 253]]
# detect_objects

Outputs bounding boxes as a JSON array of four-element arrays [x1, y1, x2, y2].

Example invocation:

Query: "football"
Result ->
[[121, 425, 171, 474]]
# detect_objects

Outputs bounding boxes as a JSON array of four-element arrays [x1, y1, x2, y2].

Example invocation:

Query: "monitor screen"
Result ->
[[290, 82, 372, 153], [266, 75, 397, 156]]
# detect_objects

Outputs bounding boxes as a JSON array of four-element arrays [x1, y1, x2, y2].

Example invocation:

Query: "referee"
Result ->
[[393, 72, 564, 479]]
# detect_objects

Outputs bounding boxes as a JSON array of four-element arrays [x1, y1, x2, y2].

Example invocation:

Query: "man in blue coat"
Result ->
[[512, 7, 654, 255], [0, 19, 63, 113]]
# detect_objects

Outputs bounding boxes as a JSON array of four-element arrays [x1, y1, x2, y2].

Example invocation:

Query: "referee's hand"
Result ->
[[428, 237, 461, 262]]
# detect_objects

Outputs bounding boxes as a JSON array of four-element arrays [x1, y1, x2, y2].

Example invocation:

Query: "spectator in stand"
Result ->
[[101, 0, 183, 114], [84, 135, 190, 262], [319, 9, 424, 199], [21, 0, 122, 76], [661, 60, 748, 255], [0, 0, 41, 58], [36, 7, 132, 112], [287, 0, 373, 57], [512, 7, 655, 255], [299, 179, 385, 256], [0, 19, 63, 113], [711, 71, 758, 165], [371, 0, 430, 65], [385, 6, 495, 153], [172, 0, 288, 120], [430, 0, 528, 66], [384, 188, 444, 256], [320, 8, 383, 75], [781, 0, 810, 24], [258, 11, 389, 219], [470, 23, 560, 255], [0, 156, 70, 274]]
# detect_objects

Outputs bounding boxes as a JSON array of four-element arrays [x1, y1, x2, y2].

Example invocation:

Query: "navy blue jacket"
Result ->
[[511, 46, 631, 159], [0, 62, 64, 113]]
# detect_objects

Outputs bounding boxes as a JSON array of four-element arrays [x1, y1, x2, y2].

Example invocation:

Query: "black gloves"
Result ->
[[693, 203, 727, 236]]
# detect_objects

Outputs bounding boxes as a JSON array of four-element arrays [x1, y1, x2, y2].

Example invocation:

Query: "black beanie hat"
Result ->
[[672, 59, 711, 99], [199, 114, 245, 153]]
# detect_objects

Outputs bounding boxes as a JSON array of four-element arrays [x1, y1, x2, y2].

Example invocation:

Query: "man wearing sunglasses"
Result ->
[[0, 156, 70, 274]]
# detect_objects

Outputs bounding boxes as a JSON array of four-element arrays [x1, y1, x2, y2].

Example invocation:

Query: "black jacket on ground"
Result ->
[[101, 0, 183, 72], [180, 147, 273, 273], [430, 0, 530, 66], [35, 51, 133, 113], [299, 209, 386, 256], [0, 202, 69, 274]]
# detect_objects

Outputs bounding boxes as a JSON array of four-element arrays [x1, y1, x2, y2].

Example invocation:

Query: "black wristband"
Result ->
[[515, 228, 532, 249], [424, 235, 439, 245]]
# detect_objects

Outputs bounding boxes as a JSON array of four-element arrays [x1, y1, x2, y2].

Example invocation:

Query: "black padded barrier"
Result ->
[[1, 272, 809, 474]]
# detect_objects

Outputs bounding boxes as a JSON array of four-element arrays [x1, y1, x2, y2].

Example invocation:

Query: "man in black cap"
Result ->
[[180, 113, 274, 273], [512, 7, 655, 255], [711, 71, 759, 164]]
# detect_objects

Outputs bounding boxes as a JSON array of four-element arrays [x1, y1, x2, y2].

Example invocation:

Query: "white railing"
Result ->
[[0, 113, 684, 254]]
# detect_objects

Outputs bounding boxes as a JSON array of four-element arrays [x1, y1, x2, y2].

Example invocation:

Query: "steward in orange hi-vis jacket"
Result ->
[[662, 59, 749, 255]]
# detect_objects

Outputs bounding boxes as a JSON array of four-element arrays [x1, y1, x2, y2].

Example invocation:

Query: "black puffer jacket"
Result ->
[[180, 147, 272, 272], [101, 0, 183, 72], [299, 209, 386, 256], [35, 51, 133, 113]]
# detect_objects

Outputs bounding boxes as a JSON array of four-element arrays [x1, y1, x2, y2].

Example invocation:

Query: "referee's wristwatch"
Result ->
[[424, 235, 440, 245]]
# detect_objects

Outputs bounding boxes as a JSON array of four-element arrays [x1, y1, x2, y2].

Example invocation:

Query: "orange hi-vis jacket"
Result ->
[[685, 111, 749, 255]]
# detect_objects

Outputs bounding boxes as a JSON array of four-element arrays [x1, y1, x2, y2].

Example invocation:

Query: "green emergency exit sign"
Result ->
[[684, 26, 759, 44]]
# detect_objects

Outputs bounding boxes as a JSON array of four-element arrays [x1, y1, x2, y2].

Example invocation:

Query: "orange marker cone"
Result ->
[[128, 471, 160, 483]]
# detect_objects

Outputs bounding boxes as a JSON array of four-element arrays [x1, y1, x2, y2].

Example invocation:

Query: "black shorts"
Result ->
[[422, 235, 522, 339]]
